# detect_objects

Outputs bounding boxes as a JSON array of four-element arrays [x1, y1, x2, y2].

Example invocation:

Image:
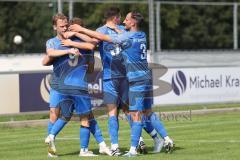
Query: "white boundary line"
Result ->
[[0, 107, 239, 128], [1, 137, 240, 145]]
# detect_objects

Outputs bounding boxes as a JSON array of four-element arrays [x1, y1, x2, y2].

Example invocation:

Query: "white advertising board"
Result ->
[[153, 67, 240, 105]]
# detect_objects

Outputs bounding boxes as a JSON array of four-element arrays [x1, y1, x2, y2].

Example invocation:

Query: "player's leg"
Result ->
[[45, 89, 67, 157], [120, 79, 155, 154], [107, 104, 120, 151], [144, 109, 174, 153], [48, 108, 60, 135], [141, 103, 163, 153], [141, 80, 165, 153], [79, 114, 95, 156], [139, 79, 165, 153], [88, 112, 112, 156], [123, 110, 143, 157], [48, 99, 74, 139], [119, 77, 131, 127], [46, 99, 74, 157], [47, 89, 61, 135], [142, 109, 164, 153], [74, 95, 98, 156], [123, 104, 150, 154], [46, 107, 59, 158], [103, 79, 121, 155], [123, 82, 144, 157], [142, 79, 174, 153]]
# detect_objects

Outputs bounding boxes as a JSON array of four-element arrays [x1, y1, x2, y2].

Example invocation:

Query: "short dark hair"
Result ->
[[104, 7, 120, 20], [52, 13, 68, 26], [69, 17, 84, 27], [131, 11, 144, 28]]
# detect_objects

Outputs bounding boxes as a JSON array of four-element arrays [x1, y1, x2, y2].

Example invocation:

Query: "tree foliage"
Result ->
[[161, 4, 234, 49], [0, 2, 53, 54], [0, 1, 239, 54]]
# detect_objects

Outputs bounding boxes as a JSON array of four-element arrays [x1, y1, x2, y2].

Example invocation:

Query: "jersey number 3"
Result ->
[[140, 43, 147, 60]]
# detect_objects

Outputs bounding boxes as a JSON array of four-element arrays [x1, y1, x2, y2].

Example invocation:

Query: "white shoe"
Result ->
[[153, 139, 164, 153], [122, 151, 137, 157], [163, 137, 174, 153], [47, 152, 58, 158], [79, 150, 98, 157], [45, 135, 51, 144], [45, 136, 57, 156], [99, 145, 112, 156]]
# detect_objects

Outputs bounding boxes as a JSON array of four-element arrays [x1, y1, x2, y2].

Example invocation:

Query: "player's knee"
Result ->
[[107, 104, 118, 116], [130, 111, 142, 122], [49, 116, 57, 123], [80, 114, 90, 127], [81, 119, 89, 127], [49, 110, 59, 122], [49, 113, 58, 121]]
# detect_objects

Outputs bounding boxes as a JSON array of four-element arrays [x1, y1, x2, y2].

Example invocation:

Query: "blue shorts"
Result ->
[[103, 77, 128, 107], [128, 80, 153, 111], [49, 89, 92, 115]]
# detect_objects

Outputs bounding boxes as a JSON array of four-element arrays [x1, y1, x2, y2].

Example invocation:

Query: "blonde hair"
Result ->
[[52, 13, 68, 26]]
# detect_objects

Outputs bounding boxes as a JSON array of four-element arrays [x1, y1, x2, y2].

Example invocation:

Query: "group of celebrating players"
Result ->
[[42, 7, 174, 158]]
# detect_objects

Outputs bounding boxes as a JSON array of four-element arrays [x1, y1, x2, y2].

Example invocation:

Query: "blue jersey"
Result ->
[[96, 25, 126, 80], [46, 36, 93, 95], [110, 31, 151, 82]]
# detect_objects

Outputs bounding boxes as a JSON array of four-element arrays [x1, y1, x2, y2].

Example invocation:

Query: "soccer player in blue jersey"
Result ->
[[69, 11, 174, 157], [95, 7, 129, 155], [43, 14, 111, 157], [70, 7, 129, 155], [70, 7, 161, 155]]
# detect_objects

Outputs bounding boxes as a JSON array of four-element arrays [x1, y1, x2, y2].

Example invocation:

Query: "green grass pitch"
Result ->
[[0, 111, 239, 160]]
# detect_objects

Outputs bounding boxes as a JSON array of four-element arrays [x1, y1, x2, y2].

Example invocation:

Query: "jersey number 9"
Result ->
[[68, 54, 79, 67]]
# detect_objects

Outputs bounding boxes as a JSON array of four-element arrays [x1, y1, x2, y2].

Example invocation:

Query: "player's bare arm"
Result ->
[[42, 54, 54, 66], [69, 24, 112, 42], [105, 23, 123, 33], [47, 48, 81, 57], [61, 39, 95, 50], [75, 32, 98, 44], [63, 31, 92, 42]]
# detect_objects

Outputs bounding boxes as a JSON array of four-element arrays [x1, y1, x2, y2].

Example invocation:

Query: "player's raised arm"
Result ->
[[63, 31, 97, 44], [61, 39, 95, 50], [75, 32, 98, 44], [105, 23, 123, 34], [69, 24, 112, 42]]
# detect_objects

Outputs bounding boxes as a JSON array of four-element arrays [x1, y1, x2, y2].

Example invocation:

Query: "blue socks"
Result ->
[[89, 118, 104, 144], [108, 116, 119, 145], [48, 121, 54, 135], [80, 126, 90, 149], [142, 115, 158, 139], [149, 112, 168, 138], [50, 118, 67, 136], [126, 114, 133, 127], [131, 122, 143, 147]]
